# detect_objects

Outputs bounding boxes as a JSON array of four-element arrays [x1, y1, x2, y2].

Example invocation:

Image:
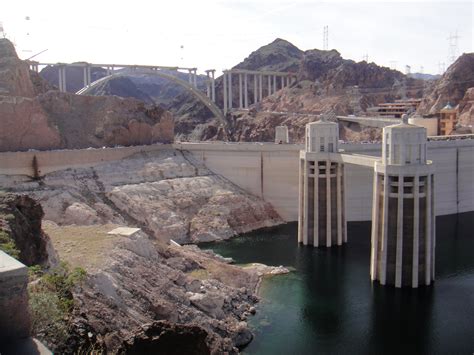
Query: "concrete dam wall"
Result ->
[[0, 140, 472, 222]]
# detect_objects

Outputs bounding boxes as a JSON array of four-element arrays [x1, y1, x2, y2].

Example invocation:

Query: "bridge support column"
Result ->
[[259, 74, 263, 101], [244, 73, 248, 108], [267, 75, 271, 96], [84, 65, 92, 86], [273, 75, 277, 93], [211, 70, 215, 102], [223, 71, 228, 114], [193, 69, 197, 88], [239, 73, 243, 109], [87, 65, 91, 86], [228, 71, 233, 110], [58, 66, 67, 92], [253, 74, 257, 104], [371, 117, 435, 288], [206, 71, 211, 98], [298, 117, 346, 248]]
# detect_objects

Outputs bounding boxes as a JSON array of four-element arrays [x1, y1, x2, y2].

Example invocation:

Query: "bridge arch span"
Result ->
[[76, 72, 225, 123]]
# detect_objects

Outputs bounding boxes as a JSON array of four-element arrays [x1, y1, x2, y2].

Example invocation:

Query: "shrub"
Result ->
[[0, 229, 20, 259], [29, 262, 87, 350]]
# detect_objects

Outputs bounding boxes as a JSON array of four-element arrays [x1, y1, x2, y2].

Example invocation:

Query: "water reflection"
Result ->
[[201, 213, 474, 354]]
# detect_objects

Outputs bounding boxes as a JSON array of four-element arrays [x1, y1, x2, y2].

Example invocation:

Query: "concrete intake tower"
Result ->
[[298, 115, 436, 288], [298, 118, 347, 247], [371, 122, 435, 288]]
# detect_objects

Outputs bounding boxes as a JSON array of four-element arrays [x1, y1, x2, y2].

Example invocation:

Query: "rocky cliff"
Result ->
[[0, 38, 174, 152], [417, 53, 474, 115], [458, 87, 474, 127], [0, 193, 52, 266]]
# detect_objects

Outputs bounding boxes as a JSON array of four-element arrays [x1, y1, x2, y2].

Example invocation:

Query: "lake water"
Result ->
[[201, 213, 474, 354]]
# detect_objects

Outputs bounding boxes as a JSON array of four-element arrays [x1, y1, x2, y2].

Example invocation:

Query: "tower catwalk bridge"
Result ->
[[298, 114, 435, 288], [27, 61, 297, 121]]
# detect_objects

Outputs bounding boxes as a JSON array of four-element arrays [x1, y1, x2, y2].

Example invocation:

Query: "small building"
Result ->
[[367, 98, 422, 118], [439, 103, 458, 135], [275, 126, 289, 144]]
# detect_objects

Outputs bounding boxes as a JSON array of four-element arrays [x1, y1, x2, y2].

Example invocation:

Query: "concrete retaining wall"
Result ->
[[0, 140, 473, 222], [0, 251, 30, 342], [0, 144, 170, 176]]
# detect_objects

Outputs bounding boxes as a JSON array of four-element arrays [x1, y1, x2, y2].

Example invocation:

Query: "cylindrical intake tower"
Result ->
[[298, 118, 346, 247], [371, 119, 435, 288]]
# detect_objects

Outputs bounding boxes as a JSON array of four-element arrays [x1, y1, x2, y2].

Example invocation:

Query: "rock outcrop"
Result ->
[[0, 39, 36, 98], [63, 231, 260, 353], [458, 87, 474, 127], [0, 38, 175, 152], [0, 193, 51, 266], [417, 53, 474, 115], [0, 191, 265, 353], [3, 150, 282, 244]]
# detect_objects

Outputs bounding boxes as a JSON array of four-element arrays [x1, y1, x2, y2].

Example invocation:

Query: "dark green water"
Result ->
[[201, 213, 474, 354]]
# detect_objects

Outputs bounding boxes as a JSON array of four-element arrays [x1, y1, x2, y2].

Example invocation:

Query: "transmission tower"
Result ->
[[438, 61, 446, 75], [362, 53, 368, 62], [389, 61, 398, 70], [447, 30, 460, 64], [405, 65, 411, 75], [419, 66, 424, 74], [323, 26, 328, 50]]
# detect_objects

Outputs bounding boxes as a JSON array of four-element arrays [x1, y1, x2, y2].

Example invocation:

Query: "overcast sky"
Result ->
[[2, 0, 472, 75]]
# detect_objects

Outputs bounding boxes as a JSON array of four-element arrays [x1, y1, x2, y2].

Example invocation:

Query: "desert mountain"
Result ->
[[168, 38, 424, 142], [417, 53, 474, 115]]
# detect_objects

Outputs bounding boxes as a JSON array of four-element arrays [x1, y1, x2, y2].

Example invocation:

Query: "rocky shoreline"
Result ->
[[0, 147, 286, 353]]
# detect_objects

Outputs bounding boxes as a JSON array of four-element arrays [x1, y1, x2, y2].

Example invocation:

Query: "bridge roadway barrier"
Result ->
[[0, 140, 473, 222]]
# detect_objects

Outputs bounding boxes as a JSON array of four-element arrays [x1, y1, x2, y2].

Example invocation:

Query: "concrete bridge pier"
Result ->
[[244, 73, 248, 108], [259, 74, 263, 101], [223, 70, 228, 114], [58, 65, 67, 92], [210, 70, 215, 102], [29, 62, 39, 72], [253, 74, 258, 104], [83, 64, 91, 87], [228, 71, 233, 110], [188, 69, 197, 87], [298, 118, 346, 247], [239, 73, 243, 109]]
